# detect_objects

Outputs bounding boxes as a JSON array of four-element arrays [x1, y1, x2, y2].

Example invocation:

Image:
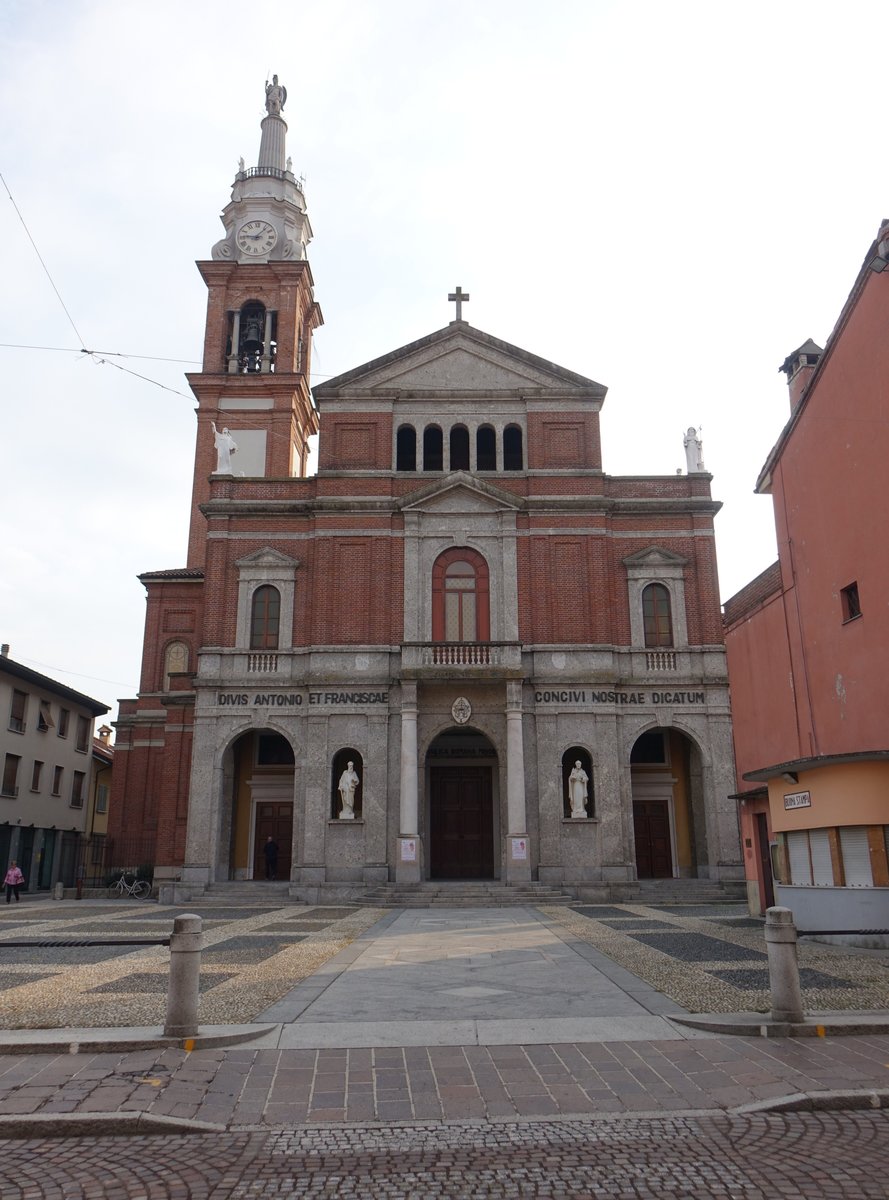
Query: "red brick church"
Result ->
[[111, 79, 742, 902]]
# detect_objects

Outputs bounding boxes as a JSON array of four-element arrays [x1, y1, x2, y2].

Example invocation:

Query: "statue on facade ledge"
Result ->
[[684, 427, 705, 474], [211, 422, 238, 474]]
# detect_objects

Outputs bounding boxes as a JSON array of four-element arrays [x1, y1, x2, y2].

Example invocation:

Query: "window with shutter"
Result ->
[[809, 829, 834, 886], [839, 826, 873, 887], [786, 831, 812, 885]]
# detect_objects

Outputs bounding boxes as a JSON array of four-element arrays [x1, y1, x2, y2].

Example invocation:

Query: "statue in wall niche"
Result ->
[[683, 426, 705, 474], [568, 761, 589, 818], [211, 422, 238, 474], [338, 761, 359, 819]]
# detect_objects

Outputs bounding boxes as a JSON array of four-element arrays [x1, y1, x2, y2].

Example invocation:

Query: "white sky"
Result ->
[[1, 0, 886, 721]]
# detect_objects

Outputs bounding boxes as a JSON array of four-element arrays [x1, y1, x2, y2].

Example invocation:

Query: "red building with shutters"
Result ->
[[111, 81, 742, 902], [724, 221, 889, 940]]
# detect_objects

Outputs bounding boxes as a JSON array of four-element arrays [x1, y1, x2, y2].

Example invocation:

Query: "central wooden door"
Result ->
[[633, 799, 673, 878], [430, 766, 494, 879], [253, 802, 293, 881]]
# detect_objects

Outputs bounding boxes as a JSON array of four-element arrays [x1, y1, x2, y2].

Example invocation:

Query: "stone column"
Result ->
[[397, 682, 421, 883], [261, 310, 274, 373], [227, 310, 241, 373], [505, 681, 531, 883]]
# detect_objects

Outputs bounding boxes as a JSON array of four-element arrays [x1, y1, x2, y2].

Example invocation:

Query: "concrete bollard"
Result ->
[[52, 882, 64, 900], [163, 913, 202, 1039], [764, 906, 804, 1023]]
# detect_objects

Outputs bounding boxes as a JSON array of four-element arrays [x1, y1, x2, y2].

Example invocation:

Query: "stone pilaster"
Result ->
[[397, 682, 421, 882], [505, 680, 531, 883]]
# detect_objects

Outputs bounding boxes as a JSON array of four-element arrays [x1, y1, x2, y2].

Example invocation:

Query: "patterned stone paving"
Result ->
[[1, 1110, 888, 1197], [554, 904, 889, 1013], [0, 901, 381, 1028]]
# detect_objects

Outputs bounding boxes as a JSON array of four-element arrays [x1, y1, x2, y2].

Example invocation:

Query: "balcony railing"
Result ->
[[247, 652, 280, 673], [401, 642, 523, 675], [645, 650, 677, 671]]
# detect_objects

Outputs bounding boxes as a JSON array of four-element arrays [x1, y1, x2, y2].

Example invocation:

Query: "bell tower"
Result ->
[[185, 76, 322, 567]]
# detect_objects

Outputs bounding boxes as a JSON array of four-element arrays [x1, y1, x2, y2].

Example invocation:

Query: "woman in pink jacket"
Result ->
[[4, 861, 24, 903]]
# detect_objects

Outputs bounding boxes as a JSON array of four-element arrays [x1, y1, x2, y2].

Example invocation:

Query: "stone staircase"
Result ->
[[357, 881, 577, 908], [630, 878, 747, 905], [165, 876, 747, 909], [165, 880, 295, 906]]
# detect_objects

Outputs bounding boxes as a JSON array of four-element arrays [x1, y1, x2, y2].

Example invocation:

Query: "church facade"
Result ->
[[111, 82, 742, 901]]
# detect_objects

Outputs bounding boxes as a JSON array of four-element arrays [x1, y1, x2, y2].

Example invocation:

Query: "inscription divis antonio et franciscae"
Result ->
[[217, 690, 389, 707]]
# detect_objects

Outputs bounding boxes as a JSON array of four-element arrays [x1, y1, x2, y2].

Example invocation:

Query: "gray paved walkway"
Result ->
[[257, 907, 695, 1047]]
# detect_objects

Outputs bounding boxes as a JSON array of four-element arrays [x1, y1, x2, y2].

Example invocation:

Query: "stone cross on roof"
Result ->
[[448, 286, 470, 321]]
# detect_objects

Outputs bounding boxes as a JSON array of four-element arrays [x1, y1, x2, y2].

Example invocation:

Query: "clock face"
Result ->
[[236, 220, 277, 256]]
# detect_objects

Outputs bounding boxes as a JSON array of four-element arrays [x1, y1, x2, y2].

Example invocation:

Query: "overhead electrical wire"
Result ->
[[1, 170, 86, 349], [1, 173, 339, 397]]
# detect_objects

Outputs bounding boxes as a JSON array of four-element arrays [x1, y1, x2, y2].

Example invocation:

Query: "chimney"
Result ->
[[779, 339, 823, 413], [0, 644, 9, 658], [97, 725, 112, 745]]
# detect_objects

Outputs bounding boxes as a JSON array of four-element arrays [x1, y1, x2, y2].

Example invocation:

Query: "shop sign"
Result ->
[[783, 790, 811, 810]]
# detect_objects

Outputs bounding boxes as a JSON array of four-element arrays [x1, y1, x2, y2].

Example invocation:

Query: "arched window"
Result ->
[[331, 748, 363, 819], [396, 425, 417, 471], [642, 583, 673, 648], [423, 425, 443, 471], [432, 548, 491, 642], [450, 425, 470, 470], [504, 424, 523, 470], [163, 641, 189, 690], [562, 747, 594, 818], [250, 585, 281, 649], [476, 425, 496, 471]]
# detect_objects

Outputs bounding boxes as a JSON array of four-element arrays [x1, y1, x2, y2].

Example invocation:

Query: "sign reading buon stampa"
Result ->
[[111, 77, 742, 901]]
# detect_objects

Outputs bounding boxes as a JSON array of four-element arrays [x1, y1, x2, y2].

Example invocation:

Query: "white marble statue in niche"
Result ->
[[567, 761, 589, 818], [338, 761, 360, 819], [211, 422, 238, 474]]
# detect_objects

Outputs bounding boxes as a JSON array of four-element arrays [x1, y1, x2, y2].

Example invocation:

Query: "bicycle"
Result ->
[[106, 872, 152, 900]]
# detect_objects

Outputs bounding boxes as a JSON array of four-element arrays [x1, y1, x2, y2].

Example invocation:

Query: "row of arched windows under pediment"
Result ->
[[396, 423, 523, 472]]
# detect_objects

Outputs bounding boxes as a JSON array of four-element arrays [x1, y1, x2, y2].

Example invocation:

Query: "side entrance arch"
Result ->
[[630, 727, 706, 879], [224, 728, 295, 881], [426, 727, 498, 880]]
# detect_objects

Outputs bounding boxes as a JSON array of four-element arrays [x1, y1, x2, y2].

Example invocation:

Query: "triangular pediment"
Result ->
[[314, 323, 606, 400], [398, 472, 524, 513], [234, 547, 301, 569], [622, 547, 688, 569]]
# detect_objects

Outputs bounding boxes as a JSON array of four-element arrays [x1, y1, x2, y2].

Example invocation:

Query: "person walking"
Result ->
[[262, 836, 279, 880], [4, 861, 24, 903]]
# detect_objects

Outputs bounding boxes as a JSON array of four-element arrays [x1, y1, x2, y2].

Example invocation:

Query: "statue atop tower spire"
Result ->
[[211, 74, 312, 263], [265, 74, 287, 115]]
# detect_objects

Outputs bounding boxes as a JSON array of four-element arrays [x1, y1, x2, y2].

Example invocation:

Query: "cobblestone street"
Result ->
[[1, 1109, 887, 1197]]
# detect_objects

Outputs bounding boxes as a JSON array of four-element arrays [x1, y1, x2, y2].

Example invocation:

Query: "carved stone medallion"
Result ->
[[451, 696, 472, 725]]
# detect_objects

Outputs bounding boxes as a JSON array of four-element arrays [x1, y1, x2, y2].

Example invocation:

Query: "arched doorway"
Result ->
[[426, 727, 498, 880], [225, 728, 295, 881], [630, 727, 705, 879]]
